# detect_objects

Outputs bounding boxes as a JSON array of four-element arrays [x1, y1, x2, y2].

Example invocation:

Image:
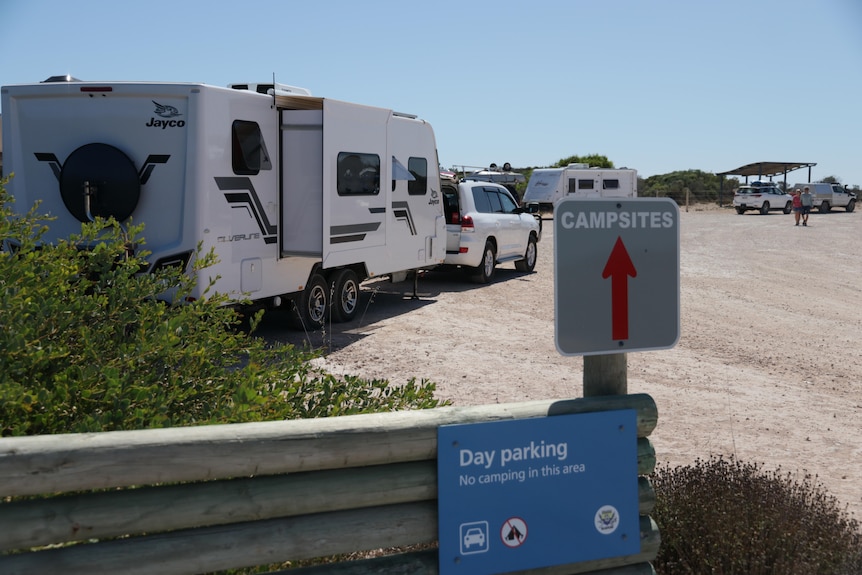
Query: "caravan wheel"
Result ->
[[289, 273, 328, 330], [330, 268, 360, 323]]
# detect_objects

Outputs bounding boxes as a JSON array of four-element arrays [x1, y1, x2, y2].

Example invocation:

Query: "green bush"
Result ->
[[0, 176, 445, 436], [652, 455, 862, 575]]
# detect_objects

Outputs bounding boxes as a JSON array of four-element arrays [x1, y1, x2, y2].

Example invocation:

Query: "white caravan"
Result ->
[[1, 78, 446, 327], [522, 164, 637, 211]]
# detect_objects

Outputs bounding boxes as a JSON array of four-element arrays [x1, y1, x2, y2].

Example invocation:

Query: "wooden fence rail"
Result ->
[[0, 393, 660, 575]]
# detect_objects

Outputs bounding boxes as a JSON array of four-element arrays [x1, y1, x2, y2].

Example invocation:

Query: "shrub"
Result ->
[[652, 455, 862, 575], [0, 176, 445, 436]]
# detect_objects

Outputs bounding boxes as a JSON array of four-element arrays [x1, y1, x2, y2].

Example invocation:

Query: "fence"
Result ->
[[0, 393, 659, 575]]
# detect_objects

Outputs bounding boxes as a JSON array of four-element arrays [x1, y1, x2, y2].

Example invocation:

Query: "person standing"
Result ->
[[792, 189, 803, 225], [801, 186, 814, 226]]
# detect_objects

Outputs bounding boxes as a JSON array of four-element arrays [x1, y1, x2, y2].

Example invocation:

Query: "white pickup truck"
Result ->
[[792, 182, 857, 213]]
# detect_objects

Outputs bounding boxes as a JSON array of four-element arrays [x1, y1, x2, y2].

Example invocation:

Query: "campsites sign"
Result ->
[[554, 197, 680, 356]]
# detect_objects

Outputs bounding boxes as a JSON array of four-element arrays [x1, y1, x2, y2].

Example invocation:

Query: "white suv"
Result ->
[[733, 182, 793, 215], [441, 177, 540, 283]]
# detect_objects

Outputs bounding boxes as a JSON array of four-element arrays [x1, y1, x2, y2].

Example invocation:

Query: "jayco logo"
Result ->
[[428, 188, 441, 206], [146, 100, 186, 129]]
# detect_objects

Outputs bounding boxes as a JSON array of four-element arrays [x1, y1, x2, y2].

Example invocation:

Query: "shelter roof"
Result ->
[[717, 161, 816, 178]]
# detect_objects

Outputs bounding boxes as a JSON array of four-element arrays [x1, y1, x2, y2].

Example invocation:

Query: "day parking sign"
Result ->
[[437, 411, 639, 575]]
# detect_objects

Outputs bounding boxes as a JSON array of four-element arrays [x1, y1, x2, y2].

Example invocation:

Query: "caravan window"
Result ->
[[337, 152, 380, 195], [408, 157, 428, 195], [232, 120, 271, 175], [578, 179, 595, 190], [603, 179, 620, 190]]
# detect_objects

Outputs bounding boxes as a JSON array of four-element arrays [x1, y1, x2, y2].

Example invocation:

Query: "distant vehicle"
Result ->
[[732, 182, 793, 215], [791, 182, 856, 213], [522, 164, 637, 212], [441, 175, 540, 283], [462, 163, 526, 203]]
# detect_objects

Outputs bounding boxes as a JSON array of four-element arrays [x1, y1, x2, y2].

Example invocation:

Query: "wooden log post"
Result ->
[[583, 353, 627, 397]]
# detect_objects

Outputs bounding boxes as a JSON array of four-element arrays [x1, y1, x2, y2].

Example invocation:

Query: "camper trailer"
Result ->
[[522, 164, 637, 212], [1, 78, 446, 328]]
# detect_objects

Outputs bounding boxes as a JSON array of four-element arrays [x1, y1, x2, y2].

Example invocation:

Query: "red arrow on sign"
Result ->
[[601, 236, 637, 341]]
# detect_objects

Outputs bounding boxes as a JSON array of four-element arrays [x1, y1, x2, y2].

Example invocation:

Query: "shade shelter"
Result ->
[[716, 161, 816, 205]]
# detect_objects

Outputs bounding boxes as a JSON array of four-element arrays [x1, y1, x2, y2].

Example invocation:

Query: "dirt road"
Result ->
[[257, 204, 862, 520]]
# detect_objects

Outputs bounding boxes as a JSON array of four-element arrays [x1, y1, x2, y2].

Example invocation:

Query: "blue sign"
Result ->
[[437, 411, 639, 575]]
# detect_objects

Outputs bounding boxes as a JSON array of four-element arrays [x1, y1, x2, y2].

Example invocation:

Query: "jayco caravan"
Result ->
[[1, 78, 446, 328], [522, 164, 637, 211]]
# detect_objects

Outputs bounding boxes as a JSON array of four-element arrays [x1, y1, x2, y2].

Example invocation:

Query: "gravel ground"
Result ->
[[257, 203, 862, 520]]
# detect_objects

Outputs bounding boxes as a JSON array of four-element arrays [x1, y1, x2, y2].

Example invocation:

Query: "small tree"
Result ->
[[0, 176, 444, 436], [554, 154, 614, 168]]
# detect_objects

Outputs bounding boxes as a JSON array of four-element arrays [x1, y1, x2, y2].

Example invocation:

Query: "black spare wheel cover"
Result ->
[[59, 143, 141, 223]]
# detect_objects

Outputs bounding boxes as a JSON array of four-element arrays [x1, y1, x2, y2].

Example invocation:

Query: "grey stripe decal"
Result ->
[[331, 222, 381, 235], [331, 234, 368, 244], [329, 222, 381, 245]]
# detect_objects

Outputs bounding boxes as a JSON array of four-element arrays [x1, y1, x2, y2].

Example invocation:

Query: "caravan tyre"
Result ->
[[331, 268, 360, 323], [290, 273, 329, 331], [59, 143, 141, 223]]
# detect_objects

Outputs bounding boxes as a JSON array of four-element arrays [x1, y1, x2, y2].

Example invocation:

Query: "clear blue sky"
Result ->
[[2, 0, 861, 186]]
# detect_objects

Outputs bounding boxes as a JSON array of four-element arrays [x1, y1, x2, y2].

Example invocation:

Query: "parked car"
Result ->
[[732, 182, 793, 215], [441, 176, 540, 283]]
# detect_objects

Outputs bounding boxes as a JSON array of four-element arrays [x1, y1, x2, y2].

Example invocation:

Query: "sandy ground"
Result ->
[[257, 203, 862, 521]]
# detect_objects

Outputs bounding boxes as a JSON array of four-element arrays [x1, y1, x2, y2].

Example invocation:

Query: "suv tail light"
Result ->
[[450, 212, 460, 225], [460, 214, 475, 232]]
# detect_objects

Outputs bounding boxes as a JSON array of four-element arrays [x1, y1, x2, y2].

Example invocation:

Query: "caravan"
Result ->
[[1, 78, 446, 328], [522, 164, 637, 212]]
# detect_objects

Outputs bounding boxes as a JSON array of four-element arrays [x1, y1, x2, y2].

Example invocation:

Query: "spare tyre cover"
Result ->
[[59, 143, 141, 223]]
